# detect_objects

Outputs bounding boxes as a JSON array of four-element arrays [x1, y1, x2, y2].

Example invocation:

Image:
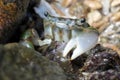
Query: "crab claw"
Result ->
[[63, 31, 99, 60], [63, 38, 76, 57]]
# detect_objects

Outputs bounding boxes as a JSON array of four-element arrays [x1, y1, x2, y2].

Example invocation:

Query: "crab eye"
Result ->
[[76, 18, 86, 26], [80, 18, 86, 23], [80, 18, 90, 28], [44, 12, 49, 17]]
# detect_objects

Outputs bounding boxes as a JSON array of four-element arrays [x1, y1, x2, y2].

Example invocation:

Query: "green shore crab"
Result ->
[[43, 13, 99, 60], [21, 0, 99, 60]]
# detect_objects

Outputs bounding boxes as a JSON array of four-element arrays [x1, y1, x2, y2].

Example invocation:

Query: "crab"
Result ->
[[27, 0, 99, 60], [43, 13, 99, 60]]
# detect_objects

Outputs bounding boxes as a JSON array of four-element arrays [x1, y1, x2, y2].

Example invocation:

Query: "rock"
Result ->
[[84, 0, 102, 10], [81, 45, 120, 72], [100, 0, 111, 15], [111, 11, 120, 21], [61, 0, 75, 7], [77, 44, 120, 80], [90, 70, 120, 80], [0, 0, 30, 43], [87, 10, 102, 24], [0, 43, 66, 80], [81, 70, 120, 80], [111, 0, 120, 7]]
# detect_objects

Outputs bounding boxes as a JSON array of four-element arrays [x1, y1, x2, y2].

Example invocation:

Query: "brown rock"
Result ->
[[0, 0, 30, 43], [87, 10, 102, 24], [111, 11, 120, 21], [111, 0, 120, 7], [61, 0, 77, 7], [84, 0, 102, 10], [0, 43, 67, 80]]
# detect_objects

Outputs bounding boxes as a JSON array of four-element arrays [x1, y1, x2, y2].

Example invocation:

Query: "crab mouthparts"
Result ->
[[63, 31, 99, 60]]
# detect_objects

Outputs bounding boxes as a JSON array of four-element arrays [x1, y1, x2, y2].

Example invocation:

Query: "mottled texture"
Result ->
[[0, 43, 66, 80], [89, 70, 120, 80], [77, 45, 120, 80], [0, 0, 30, 43], [81, 45, 120, 72]]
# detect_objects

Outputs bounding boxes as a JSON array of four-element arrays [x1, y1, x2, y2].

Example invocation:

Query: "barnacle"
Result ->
[[0, 0, 30, 43]]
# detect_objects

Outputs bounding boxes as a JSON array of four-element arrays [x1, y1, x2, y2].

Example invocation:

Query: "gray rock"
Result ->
[[0, 43, 66, 80]]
